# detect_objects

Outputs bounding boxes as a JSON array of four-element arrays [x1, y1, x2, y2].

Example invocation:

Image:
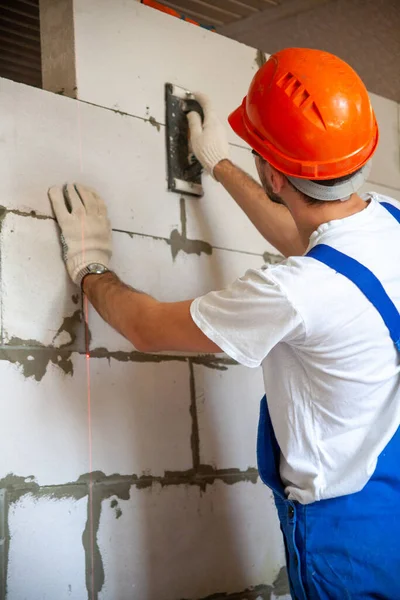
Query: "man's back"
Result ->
[[191, 193, 400, 504], [262, 193, 400, 503]]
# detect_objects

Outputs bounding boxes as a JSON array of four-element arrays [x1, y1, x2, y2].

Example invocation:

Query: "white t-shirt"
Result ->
[[191, 193, 400, 504]]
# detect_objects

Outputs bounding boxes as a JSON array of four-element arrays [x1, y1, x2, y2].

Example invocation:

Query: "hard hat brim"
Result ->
[[228, 101, 254, 150]]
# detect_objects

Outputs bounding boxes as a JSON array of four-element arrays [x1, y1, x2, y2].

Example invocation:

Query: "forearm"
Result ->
[[82, 271, 158, 351], [82, 271, 220, 354], [214, 159, 306, 256]]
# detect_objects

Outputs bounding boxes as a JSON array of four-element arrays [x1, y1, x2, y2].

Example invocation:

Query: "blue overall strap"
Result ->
[[306, 243, 400, 351], [381, 201, 400, 223], [307, 201, 400, 351]]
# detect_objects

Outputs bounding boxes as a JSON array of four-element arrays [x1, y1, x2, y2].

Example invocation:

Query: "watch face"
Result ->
[[88, 263, 107, 274]]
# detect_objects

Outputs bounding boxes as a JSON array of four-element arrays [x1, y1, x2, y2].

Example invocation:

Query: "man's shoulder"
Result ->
[[258, 255, 330, 299], [363, 190, 400, 208]]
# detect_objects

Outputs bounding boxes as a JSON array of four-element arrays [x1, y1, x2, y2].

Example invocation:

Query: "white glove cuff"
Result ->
[[203, 147, 231, 179], [69, 250, 111, 286]]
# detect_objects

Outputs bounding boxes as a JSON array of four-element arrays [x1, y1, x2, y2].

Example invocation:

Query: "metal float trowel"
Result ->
[[165, 83, 204, 197]]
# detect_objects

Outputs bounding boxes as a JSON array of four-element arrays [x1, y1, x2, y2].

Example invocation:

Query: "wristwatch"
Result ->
[[78, 263, 110, 287]]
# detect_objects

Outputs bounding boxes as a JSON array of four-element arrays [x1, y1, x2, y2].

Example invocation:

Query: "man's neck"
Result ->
[[289, 193, 369, 248]]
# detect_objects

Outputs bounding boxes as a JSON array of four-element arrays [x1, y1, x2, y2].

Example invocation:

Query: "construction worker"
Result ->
[[49, 48, 400, 599]]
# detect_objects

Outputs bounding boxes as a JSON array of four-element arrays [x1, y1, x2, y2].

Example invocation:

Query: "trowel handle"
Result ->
[[185, 161, 203, 178], [183, 99, 204, 123]]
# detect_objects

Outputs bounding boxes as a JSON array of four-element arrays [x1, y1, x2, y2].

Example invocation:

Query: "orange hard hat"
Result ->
[[229, 48, 379, 180]]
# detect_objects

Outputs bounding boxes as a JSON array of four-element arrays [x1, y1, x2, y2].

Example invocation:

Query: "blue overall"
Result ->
[[257, 202, 400, 599]]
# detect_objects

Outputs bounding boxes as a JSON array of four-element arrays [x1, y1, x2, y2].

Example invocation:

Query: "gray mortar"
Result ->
[[113, 227, 264, 266], [0, 341, 74, 381], [0, 341, 233, 382], [0, 474, 87, 505], [272, 567, 290, 596], [78, 98, 167, 130], [187, 568, 289, 599], [180, 582, 273, 600], [0, 309, 84, 380], [148, 116, 161, 132], [109, 499, 123, 519], [192, 355, 235, 370], [168, 198, 212, 260], [90, 346, 187, 364], [168, 228, 213, 260], [108, 105, 164, 136], [110, 107, 130, 117], [52, 309, 83, 347], [188, 466, 259, 491], [112, 227, 166, 243], [79, 473, 132, 598], [188, 360, 201, 469], [0, 205, 53, 222], [76, 468, 258, 492], [82, 485, 104, 598], [90, 348, 235, 371]]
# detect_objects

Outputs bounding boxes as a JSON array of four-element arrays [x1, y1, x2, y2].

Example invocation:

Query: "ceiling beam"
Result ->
[[217, 0, 335, 37]]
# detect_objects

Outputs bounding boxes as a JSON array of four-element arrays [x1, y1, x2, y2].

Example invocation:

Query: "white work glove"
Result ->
[[48, 184, 112, 286], [187, 93, 231, 178]]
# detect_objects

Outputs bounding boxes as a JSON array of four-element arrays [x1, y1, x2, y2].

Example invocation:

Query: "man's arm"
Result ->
[[187, 94, 306, 257], [214, 160, 305, 257], [48, 184, 220, 354], [83, 271, 221, 354]]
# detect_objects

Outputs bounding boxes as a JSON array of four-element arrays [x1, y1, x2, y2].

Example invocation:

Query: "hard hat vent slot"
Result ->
[[277, 72, 305, 98], [277, 71, 326, 131]]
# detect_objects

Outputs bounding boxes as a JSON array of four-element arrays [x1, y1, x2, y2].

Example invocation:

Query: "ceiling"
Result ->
[[165, 0, 400, 103], [157, 0, 281, 28]]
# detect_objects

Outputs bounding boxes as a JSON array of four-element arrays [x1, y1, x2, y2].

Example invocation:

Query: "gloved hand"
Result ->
[[48, 184, 112, 286], [187, 93, 231, 178]]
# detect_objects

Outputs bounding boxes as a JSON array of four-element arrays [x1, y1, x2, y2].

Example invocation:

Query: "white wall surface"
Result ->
[[0, 76, 288, 599], [97, 481, 283, 600], [72, 0, 257, 146], [7, 495, 88, 600], [1, 1, 400, 599]]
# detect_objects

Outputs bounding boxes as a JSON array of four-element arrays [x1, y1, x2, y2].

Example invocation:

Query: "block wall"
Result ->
[[1, 2, 400, 599]]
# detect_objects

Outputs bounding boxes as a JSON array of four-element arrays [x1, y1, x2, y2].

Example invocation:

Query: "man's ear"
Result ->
[[269, 165, 286, 193]]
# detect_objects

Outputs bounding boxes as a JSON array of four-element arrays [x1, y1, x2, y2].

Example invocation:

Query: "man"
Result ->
[[49, 48, 400, 599]]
